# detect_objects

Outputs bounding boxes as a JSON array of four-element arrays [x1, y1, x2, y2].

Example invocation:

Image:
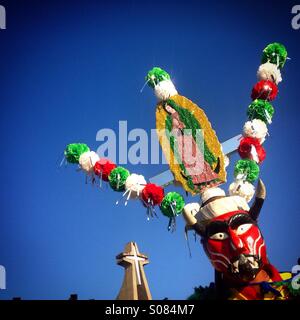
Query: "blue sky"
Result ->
[[0, 0, 299, 300]]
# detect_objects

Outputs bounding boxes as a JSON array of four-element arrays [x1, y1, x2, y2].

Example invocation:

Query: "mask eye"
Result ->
[[236, 223, 252, 235], [209, 232, 228, 240]]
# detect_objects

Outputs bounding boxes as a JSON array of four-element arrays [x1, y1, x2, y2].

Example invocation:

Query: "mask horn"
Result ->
[[249, 179, 266, 221], [182, 204, 205, 237]]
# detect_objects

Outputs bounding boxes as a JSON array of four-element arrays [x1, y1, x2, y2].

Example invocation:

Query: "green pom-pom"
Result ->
[[261, 43, 288, 69], [64, 143, 90, 164], [160, 192, 185, 218], [108, 167, 130, 191], [247, 99, 274, 124], [146, 67, 170, 88], [234, 159, 260, 183]]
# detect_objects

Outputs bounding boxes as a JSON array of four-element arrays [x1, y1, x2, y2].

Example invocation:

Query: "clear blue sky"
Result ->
[[0, 0, 299, 300]]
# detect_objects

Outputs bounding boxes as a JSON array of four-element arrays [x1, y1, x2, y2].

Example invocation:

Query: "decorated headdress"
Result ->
[[60, 42, 300, 300], [183, 181, 266, 236], [62, 42, 287, 233]]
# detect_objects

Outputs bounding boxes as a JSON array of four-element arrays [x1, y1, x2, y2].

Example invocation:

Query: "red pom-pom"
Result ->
[[251, 80, 278, 101], [238, 137, 266, 163], [94, 158, 116, 181], [142, 183, 164, 206]]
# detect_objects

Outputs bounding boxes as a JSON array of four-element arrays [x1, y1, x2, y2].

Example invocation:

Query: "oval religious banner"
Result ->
[[146, 67, 226, 195]]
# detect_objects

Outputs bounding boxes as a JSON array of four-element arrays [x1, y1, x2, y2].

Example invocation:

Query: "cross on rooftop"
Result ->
[[125, 243, 145, 285], [116, 242, 152, 300]]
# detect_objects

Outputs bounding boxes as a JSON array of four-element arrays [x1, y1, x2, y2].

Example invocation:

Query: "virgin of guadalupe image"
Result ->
[[147, 67, 226, 195]]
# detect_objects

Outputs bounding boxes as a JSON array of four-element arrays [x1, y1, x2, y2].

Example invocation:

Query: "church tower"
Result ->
[[116, 242, 152, 300]]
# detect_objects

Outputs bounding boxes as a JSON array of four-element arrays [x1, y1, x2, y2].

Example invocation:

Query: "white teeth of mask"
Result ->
[[232, 257, 260, 273]]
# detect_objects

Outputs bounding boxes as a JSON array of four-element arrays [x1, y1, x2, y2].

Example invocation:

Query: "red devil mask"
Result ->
[[185, 181, 282, 284], [202, 210, 268, 283]]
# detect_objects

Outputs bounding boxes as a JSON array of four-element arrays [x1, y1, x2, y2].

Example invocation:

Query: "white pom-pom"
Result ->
[[125, 174, 146, 199], [79, 151, 99, 174], [184, 202, 200, 217], [257, 62, 282, 85], [154, 80, 178, 101], [228, 180, 255, 203], [243, 119, 268, 144]]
